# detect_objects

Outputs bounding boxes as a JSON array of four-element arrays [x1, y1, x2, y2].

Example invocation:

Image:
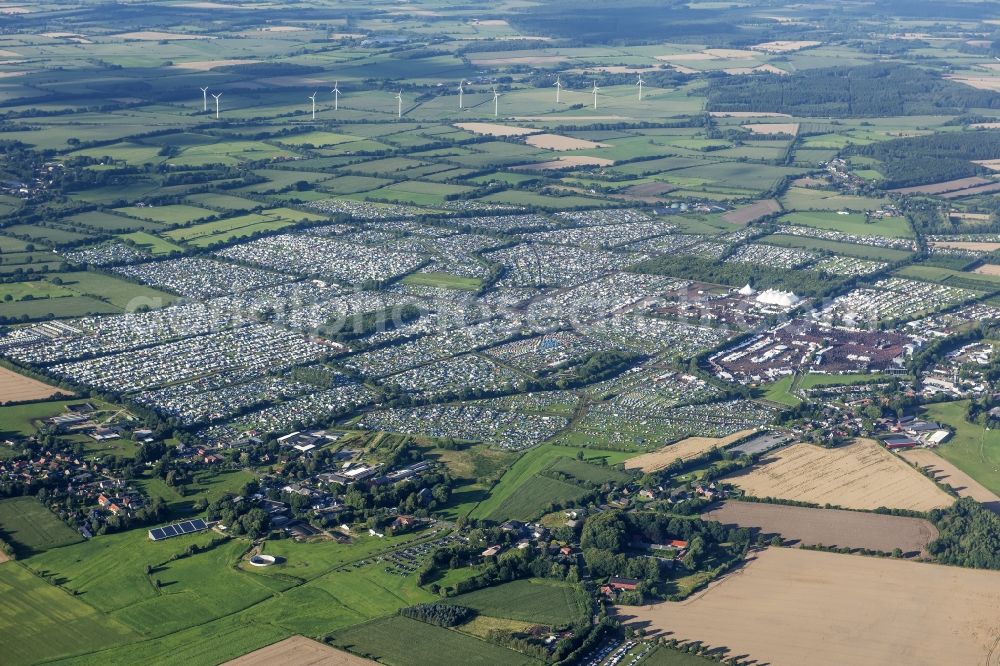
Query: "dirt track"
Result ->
[[618, 548, 1000, 666]]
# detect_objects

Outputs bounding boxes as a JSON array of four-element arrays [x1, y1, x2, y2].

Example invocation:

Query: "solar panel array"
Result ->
[[148, 518, 208, 541]]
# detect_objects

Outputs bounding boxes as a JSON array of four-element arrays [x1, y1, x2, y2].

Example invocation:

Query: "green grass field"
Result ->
[[446, 578, 589, 626], [330, 615, 542, 666], [0, 497, 82, 555], [470, 444, 637, 521], [118, 231, 185, 256], [0, 563, 140, 666], [402, 272, 483, 291], [760, 375, 801, 407], [761, 234, 913, 261], [0, 399, 98, 437], [644, 646, 718, 665], [925, 400, 1000, 496], [778, 211, 913, 239]]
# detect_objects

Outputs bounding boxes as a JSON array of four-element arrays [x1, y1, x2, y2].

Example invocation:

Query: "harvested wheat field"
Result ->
[[948, 76, 1000, 92], [524, 134, 609, 151], [722, 198, 781, 224], [171, 59, 256, 71], [454, 122, 539, 137], [751, 40, 821, 53], [900, 448, 1000, 513], [974, 264, 1000, 276], [742, 122, 799, 135], [702, 500, 937, 554], [726, 439, 953, 511], [618, 548, 1000, 666], [891, 177, 992, 195], [225, 636, 377, 666], [625, 430, 755, 472], [0, 366, 69, 403], [515, 156, 614, 170], [931, 241, 1000, 252]]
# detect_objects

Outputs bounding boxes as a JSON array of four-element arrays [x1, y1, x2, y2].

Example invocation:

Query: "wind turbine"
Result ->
[[211, 92, 222, 120], [554, 76, 562, 103], [492, 85, 500, 117], [395, 90, 402, 119], [308, 92, 317, 120], [458, 80, 465, 109], [591, 81, 599, 110], [331, 81, 340, 111], [200, 86, 208, 112], [636, 74, 644, 101]]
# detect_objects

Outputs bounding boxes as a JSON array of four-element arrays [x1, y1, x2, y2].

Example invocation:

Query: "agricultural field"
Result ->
[[446, 578, 589, 626], [329, 615, 542, 666], [0, 497, 82, 555], [624, 430, 756, 473], [619, 547, 1000, 666], [923, 401, 1000, 497], [726, 439, 953, 511], [899, 448, 1000, 514], [702, 501, 938, 555], [0, 365, 69, 403], [226, 636, 377, 666]]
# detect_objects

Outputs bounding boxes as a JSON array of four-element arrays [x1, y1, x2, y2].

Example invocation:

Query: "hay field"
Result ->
[[742, 123, 799, 135], [702, 501, 938, 554], [454, 122, 538, 137], [725, 439, 953, 511], [931, 241, 1000, 252], [974, 264, 1000, 276], [524, 134, 608, 150], [625, 430, 756, 472], [226, 636, 376, 666], [900, 448, 1000, 513], [515, 156, 614, 170], [0, 366, 69, 402], [618, 547, 1000, 666]]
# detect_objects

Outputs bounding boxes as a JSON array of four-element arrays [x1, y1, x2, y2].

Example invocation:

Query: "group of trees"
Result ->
[[928, 498, 1000, 569], [205, 496, 270, 539], [399, 602, 475, 627], [708, 64, 1000, 118], [850, 130, 1000, 189]]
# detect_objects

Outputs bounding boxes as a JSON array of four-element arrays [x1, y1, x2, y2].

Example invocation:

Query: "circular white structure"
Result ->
[[248, 554, 276, 567]]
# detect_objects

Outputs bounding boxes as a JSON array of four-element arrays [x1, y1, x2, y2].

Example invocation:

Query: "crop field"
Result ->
[[625, 430, 756, 472], [0, 563, 140, 666], [226, 636, 377, 666], [330, 615, 542, 666], [484, 474, 589, 522], [446, 578, 589, 626], [725, 439, 953, 511], [702, 501, 937, 554], [0, 497, 82, 555], [0, 366, 68, 403], [619, 547, 1000, 666]]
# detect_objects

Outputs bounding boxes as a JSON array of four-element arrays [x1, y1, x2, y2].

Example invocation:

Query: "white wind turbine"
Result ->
[[308, 92, 317, 120], [554, 76, 562, 103], [331, 81, 340, 111], [636, 74, 644, 101], [591, 81, 599, 109], [395, 90, 403, 118], [492, 85, 500, 117], [458, 80, 465, 109], [200, 86, 208, 112], [211, 92, 222, 119]]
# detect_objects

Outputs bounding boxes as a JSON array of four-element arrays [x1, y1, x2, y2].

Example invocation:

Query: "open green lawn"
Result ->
[[925, 400, 1000, 496], [402, 272, 483, 291], [330, 615, 542, 666], [778, 211, 913, 239], [761, 234, 913, 261], [0, 563, 139, 666], [47, 272, 178, 310], [644, 646, 718, 665], [118, 231, 185, 256], [0, 399, 99, 437], [470, 444, 636, 521], [760, 375, 801, 407], [0, 497, 82, 555], [446, 578, 589, 626], [114, 205, 215, 226]]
